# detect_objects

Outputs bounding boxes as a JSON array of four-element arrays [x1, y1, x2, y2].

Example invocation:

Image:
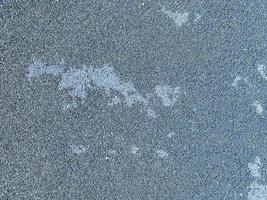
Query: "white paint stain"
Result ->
[[27, 61, 185, 117], [28, 62, 139, 102], [108, 96, 122, 106], [70, 144, 87, 155], [167, 132, 176, 138], [248, 157, 267, 200], [155, 149, 168, 158], [105, 149, 117, 160], [252, 101, 264, 116], [248, 157, 262, 179], [91, 65, 137, 97], [232, 75, 250, 88], [125, 93, 148, 108], [108, 149, 117, 155], [146, 107, 157, 118], [130, 145, 139, 155], [27, 60, 64, 82], [28, 62, 149, 113], [258, 64, 267, 80], [58, 64, 136, 100], [59, 67, 91, 99], [155, 85, 181, 107], [248, 182, 267, 200], [62, 100, 78, 110], [194, 13, 202, 22], [161, 7, 189, 27]]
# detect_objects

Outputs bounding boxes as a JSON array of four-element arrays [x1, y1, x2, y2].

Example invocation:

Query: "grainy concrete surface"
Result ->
[[0, 0, 267, 199]]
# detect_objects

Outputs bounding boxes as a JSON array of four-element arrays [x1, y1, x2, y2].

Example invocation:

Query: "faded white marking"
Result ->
[[125, 93, 148, 108], [59, 67, 91, 99], [28, 62, 149, 114], [28, 62, 139, 103], [248, 182, 267, 200], [108, 96, 122, 106], [167, 132, 176, 138], [63, 100, 78, 110], [248, 157, 262, 179], [91, 65, 137, 97], [155, 85, 181, 106], [248, 157, 267, 200], [232, 75, 250, 87], [232, 76, 243, 87], [70, 144, 87, 155], [108, 149, 117, 156], [146, 108, 157, 118], [27, 60, 64, 82], [155, 149, 168, 158], [252, 101, 264, 116], [161, 7, 189, 27], [27, 61, 185, 117], [194, 13, 202, 22], [130, 145, 139, 155], [258, 64, 267, 80]]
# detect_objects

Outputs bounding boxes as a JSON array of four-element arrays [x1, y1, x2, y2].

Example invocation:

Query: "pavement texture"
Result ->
[[0, 0, 267, 199]]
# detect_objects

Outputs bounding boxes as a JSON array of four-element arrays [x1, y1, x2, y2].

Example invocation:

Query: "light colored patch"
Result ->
[[108, 96, 122, 106], [194, 13, 202, 22], [248, 157, 267, 200], [108, 149, 117, 155], [70, 144, 87, 155], [161, 7, 189, 27], [125, 93, 148, 108], [258, 64, 267, 80], [27, 60, 64, 82], [62, 100, 78, 110], [252, 101, 264, 116], [146, 108, 157, 118], [155, 149, 168, 158], [58, 67, 91, 99], [232, 75, 251, 88], [63, 100, 78, 111], [167, 132, 176, 138], [91, 65, 137, 96], [77, 65, 148, 109], [27, 61, 185, 117], [28, 61, 148, 112], [28, 62, 140, 102], [105, 149, 117, 160], [130, 145, 139, 155], [248, 157, 262, 179], [155, 85, 181, 106], [248, 182, 267, 200]]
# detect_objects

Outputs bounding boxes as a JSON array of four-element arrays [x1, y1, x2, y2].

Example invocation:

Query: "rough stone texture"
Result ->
[[0, 0, 267, 199]]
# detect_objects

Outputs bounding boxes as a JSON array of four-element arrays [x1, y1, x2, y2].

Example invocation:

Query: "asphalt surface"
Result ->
[[0, 0, 267, 199]]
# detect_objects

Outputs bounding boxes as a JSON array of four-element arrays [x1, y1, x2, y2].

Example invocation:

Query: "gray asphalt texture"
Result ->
[[0, 0, 267, 199]]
